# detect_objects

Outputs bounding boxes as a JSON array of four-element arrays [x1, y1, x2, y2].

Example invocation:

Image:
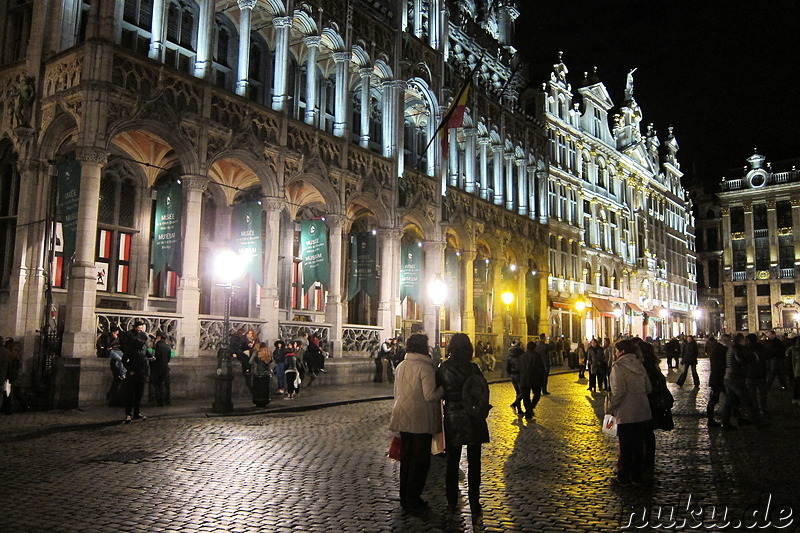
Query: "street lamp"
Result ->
[[612, 307, 623, 338], [428, 274, 447, 362], [501, 290, 514, 360], [212, 250, 245, 413], [692, 308, 702, 336], [575, 299, 587, 344], [659, 308, 669, 339]]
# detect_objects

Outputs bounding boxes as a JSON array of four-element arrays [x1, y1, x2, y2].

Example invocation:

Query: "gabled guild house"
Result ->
[[0, 0, 695, 407]]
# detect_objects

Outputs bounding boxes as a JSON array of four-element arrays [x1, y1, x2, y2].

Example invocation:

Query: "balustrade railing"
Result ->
[[341, 325, 382, 356], [780, 268, 795, 278], [199, 317, 267, 354], [732, 271, 747, 281], [97, 311, 180, 348]]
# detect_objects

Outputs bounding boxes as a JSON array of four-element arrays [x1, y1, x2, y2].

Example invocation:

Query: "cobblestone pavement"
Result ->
[[2, 361, 799, 532]]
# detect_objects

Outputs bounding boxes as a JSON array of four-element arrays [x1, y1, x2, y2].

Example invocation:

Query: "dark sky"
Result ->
[[516, 0, 800, 191]]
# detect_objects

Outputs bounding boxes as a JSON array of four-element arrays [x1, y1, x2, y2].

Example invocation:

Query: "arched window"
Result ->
[[97, 161, 139, 295], [0, 143, 19, 290], [288, 56, 307, 121], [247, 33, 273, 106]]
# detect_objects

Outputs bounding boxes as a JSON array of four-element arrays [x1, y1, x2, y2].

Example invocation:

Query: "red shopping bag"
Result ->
[[387, 435, 401, 461]]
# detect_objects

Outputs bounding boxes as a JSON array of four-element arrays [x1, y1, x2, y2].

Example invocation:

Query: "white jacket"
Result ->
[[388, 352, 443, 434], [608, 353, 652, 424]]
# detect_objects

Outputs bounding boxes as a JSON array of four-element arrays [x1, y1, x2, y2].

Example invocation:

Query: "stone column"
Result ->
[[515, 159, 528, 216], [464, 128, 476, 194], [428, 0, 441, 49], [744, 203, 754, 276], [193, 0, 215, 79], [359, 68, 372, 148], [461, 250, 476, 340], [413, 0, 424, 39], [423, 240, 445, 359], [538, 269, 550, 335], [148, 0, 166, 60], [516, 268, 528, 342], [304, 36, 321, 125], [175, 176, 208, 357], [504, 151, 515, 211], [492, 144, 504, 206], [767, 200, 779, 271], [377, 228, 401, 340], [235, 0, 257, 97], [332, 51, 351, 138], [325, 215, 346, 356], [382, 80, 404, 161], [448, 129, 459, 187], [259, 197, 285, 341], [62, 147, 107, 358], [478, 137, 489, 200], [538, 169, 548, 224], [491, 258, 506, 347], [526, 165, 536, 219], [271, 16, 292, 111]]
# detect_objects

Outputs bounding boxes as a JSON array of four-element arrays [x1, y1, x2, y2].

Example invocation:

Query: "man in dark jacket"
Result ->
[[121, 323, 150, 423], [676, 335, 699, 387], [149, 331, 171, 407], [705, 335, 728, 427], [518, 337, 547, 419], [764, 330, 788, 390], [664, 337, 680, 369], [506, 346, 523, 414]]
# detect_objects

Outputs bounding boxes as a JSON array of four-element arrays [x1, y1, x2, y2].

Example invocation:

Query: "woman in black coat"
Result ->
[[436, 333, 490, 523]]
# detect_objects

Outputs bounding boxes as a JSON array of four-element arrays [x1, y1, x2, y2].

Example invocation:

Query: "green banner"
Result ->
[[444, 249, 459, 306], [152, 181, 182, 276], [526, 270, 537, 318], [57, 156, 81, 272], [400, 244, 422, 302], [473, 260, 488, 311], [348, 232, 377, 300], [301, 219, 329, 293], [234, 202, 263, 285]]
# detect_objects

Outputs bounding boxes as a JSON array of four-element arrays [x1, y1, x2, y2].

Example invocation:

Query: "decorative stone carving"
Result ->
[[75, 147, 109, 166]]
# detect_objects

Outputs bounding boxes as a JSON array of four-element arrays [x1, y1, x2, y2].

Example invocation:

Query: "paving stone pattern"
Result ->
[[1, 360, 799, 532]]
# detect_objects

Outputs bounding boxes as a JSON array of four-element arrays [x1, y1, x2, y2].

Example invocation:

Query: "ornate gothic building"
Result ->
[[0, 0, 695, 405]]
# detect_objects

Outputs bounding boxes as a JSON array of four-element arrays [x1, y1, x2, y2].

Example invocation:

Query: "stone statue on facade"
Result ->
[[623, 68, 637, 103], [13, 76, 35, 129]]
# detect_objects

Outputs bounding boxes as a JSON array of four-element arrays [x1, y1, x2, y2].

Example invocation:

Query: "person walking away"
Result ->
[[518, 338, 546, 419], [764, 330, 788, 390], [676, 335, 700, 387], [0, 337, 12, 414], [506, 345, 523, 414], [540, 336, 552, 394], [606, 339, 652, 486], [121, 324, 149, 423], [576, 340, 587, 379], [586, 339, 603, 392], [788, 337, 800, 405], [273, 340, 287, 394], [664, 336, 680, 370], [251, 342, 273, 407], [2, 338, 29, 413], [745, 333, 768, 417], [436, 333, 489, 524], [388, 333, 444, 515], [720, 333, 756, 429], [637, 340, 672, 476], [283, 343, 300, 399], [706, 334, 729, 427], [149, 331, 171, 407]]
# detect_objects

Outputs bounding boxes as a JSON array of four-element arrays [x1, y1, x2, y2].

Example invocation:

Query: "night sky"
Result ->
[[516, 0, 800, 191]]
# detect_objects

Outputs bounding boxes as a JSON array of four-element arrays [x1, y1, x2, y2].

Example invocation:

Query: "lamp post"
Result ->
[[659, 308, 670, 340], [575, 299, 586, 343], [501, 290, 514, 362], [429, 274, 447, 363], [612, 307, 623, 339], [212, 250, 245, 413], [692, 308, 702, 336]]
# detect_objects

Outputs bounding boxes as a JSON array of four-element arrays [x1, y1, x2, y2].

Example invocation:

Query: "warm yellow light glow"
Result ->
[[659, 308, 669, 319], [215, 250, 245, 285], [428, 275, 447, 306], [794, 313, 800, 322], [575, 300, 586, 312], [612, 308, 623, 318], [501, 291, 514, 306], [692, 309, 702, 319]]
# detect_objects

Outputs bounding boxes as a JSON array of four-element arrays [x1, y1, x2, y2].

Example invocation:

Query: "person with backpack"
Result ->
[[436, 333, 490, 525]]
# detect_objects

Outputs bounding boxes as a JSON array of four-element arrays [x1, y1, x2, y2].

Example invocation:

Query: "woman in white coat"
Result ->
[[388, 333, 443, 514]]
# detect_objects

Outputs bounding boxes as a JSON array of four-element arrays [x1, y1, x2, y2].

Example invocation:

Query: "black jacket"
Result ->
[[436, 359, 490, 446], [150, 340, 171, 377], [518, 348, 546, 387]]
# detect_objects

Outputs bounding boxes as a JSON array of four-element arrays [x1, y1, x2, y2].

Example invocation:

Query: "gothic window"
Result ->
[[321, 76, 336, 133], [0, 143, 19, 291], [97, 162, 139, 295], [288, 56, 308, 122], [120, 0, 154, 56], [1, 0, 31, 64], [212, 15, 236, 91], [163, 0, 197, 73], [247, 33, 273, 106]]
